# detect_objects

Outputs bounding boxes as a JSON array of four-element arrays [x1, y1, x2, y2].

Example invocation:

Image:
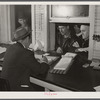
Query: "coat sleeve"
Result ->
[[24, 51, 49, 77]]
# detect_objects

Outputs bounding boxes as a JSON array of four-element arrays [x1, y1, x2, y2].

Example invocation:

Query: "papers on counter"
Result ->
[[54, 57, 73, 70], [0, 66, 2, 71], [46, 56, 59, 65], [0, 57, 4, 61], [0, 47, 6, 54], [64, 52, 77, 58], [35, 53, 59, 65], [90, 59, 100, 69], [50, 52, 76, 74], [34, 40, 44, 51], [94, 85, 100, 91]]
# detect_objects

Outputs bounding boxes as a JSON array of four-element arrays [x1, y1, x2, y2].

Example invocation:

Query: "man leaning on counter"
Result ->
[[1, 27, 49, 91]]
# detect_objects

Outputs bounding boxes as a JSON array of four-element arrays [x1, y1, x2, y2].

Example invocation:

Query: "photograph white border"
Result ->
[[0, 1, 100, 99]]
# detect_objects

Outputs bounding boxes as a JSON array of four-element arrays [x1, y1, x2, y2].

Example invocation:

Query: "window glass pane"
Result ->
[[51, 5, 89, 18]]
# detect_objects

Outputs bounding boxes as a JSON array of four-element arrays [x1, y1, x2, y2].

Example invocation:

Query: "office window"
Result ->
[[51, 5, 89, 18]]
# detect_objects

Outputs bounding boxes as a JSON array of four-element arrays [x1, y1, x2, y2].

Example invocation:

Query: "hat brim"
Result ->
[[12, 31, 32, 42]]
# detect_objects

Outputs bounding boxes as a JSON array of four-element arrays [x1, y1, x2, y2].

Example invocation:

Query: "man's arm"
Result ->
[[25, 52, 49, 77], [75, 47, 89, 52]]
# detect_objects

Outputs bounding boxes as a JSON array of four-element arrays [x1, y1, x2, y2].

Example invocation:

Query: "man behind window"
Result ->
[[56, 25, 77, 54], [75, 25, 90, 66], [1, 27, 49, 91], [76, 25, 89, 53]]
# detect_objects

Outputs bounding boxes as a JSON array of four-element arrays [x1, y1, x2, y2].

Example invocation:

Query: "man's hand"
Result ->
[[56, 47, 63, 54], [75, 47, 89, 52], [82, 63, 89, 68], [40, 56, 48, 64], [72, 41, 79, 47]]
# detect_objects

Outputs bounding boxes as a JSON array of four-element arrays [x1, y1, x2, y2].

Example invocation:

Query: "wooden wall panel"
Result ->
[[93, 5, 100, 59]]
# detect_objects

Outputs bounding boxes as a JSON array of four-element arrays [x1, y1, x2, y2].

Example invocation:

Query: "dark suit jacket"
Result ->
[[1, 42, 49, 91], [75, 39, 89, 65], [56, 33, 76, 54]]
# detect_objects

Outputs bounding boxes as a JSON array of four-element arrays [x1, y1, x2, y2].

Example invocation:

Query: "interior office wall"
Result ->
[[0, 5, 11, 43], [49, 23, 55, 50], [14, 5, 31, 29], [93, 5, 100, 59], [0, 5, 100, 60], [32, 5, 49, 51]]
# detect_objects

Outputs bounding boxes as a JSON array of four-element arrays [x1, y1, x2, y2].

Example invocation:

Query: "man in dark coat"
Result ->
[[56, 25, 77, 54], [1, 27, 49, 91]]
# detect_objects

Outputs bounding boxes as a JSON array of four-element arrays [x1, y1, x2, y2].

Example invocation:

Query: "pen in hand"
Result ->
[[41, 54, 48, 63]]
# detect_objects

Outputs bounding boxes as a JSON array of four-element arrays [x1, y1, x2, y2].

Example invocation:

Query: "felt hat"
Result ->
[[12, 27, 31, 42]]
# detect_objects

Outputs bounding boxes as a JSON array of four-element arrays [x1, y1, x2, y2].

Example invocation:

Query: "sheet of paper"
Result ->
[[35, 54, 42, 59], [54, 57, 72, 70], [0, 66, 2, 71], [33, 40, 44, 51], [94, 85, 100, 91], [90, 61, 100, 68], [0, 57, 4, 61], [64, 52, 77, 58], [46, 56, 58, 61], [0, 47, 6, 54], [46, 56, 59, 65]]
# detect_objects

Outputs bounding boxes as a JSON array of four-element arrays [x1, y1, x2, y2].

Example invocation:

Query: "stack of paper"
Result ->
[[54, 57, 72, 70], [90, 61, 100, 69], [50, 52, 76, 74]]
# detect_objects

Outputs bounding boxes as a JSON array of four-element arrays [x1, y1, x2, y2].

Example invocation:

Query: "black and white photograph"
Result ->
[[1, 0, 100, 98]]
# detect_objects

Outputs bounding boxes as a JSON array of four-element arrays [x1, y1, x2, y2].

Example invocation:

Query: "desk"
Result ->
[[30, 76, 71, 91], [30, 58, 96, 91], [0, 47, 98, 91]]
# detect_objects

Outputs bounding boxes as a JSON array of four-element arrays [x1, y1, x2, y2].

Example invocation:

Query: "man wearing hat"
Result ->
[[1, 27, 49, 91]]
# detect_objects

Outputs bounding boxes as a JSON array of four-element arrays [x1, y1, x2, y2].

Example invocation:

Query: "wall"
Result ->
[[0, 5, 100, 59], [93, 5, 100, 59], [0, 5, 11, 43], [14, 5, 31, 29], [49, 23, 55, 50], [32, 5, 49, 52]]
